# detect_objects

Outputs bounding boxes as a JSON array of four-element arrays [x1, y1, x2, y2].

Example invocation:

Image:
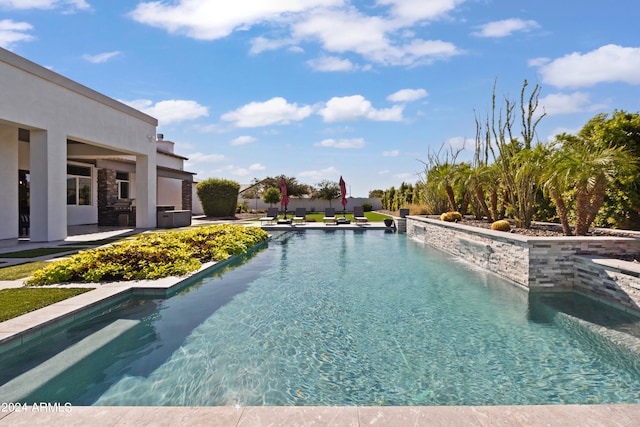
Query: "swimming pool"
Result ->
[[1, 229, 639, 406]]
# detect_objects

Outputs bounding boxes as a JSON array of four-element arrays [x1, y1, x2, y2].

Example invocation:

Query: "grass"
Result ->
[[0, 287, 93, 322], [0, 261, 49, 280], [0, 247, 79, 259]]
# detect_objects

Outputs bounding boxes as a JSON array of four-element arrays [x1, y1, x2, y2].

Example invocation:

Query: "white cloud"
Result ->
[[0, 0, 89, 11], [292, 8, 461, 66], [539, 92, 607, 115], [0, 19, 33, 49], [382, 150, 400, 157], [123, 99, 209, 125], [445, 136, 474, 151], [318, 95, 404, 122], [230, 136, 257, 146], [249, 36, 297, 55], [471, 18, 540, 38], [314, 138, 365, 148], [221, 97, 313, 128], [387, 88, 427, 102], [129, 0, 342, 40], [231, 163, 267, 177], [298, 166, 340, 182], [307, 55, 354, 72], [185, 152, 226, 166], [527, 57, 549, 67], [129, 0, 463, 67], [377, 0, 465, 23], [82, 51, 121, 64], [536, 44, 640, 88]]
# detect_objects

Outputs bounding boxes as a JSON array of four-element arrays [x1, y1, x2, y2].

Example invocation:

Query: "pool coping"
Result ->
[[1, 403, 639, 426]]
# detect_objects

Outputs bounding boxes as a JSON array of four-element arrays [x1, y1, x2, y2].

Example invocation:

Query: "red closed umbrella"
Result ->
[[339, 176, 347, 217], [280, 177, 289, 219]]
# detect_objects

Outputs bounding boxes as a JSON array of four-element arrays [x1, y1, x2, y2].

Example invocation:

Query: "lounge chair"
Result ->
[[353, 206, 368, 223], [293, 207, 307, 224], [323, 208, 336, 224], [260, 207, 279, 225]]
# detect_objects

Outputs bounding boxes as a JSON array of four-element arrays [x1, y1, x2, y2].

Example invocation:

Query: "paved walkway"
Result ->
[[1, 221, 639, 426]]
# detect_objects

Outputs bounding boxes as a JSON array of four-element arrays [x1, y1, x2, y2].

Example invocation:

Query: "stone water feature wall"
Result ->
[[407, 216, 640, 313]]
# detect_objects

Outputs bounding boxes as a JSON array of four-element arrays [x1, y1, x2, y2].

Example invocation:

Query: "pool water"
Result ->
[[1, 230, 640, 406]]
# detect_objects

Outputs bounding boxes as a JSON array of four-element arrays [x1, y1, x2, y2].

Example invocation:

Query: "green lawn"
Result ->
[[0, 287, 93, 322], [0, 261, 50, 280], [0, 247, 80, 258]]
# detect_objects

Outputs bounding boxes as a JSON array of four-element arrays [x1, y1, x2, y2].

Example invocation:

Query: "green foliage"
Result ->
[[26, 225, 269, 285], [380, 182, 415, 211], [440, 211, 462, 222], [313, 180, 340, 207], [368, 189, 384, 198], [0, 261, 49, 280], [196, 178, 240, 217], [578, 110, 640, 229], [361, 202, 373, 212], [262, 187, 281, 206], [491, 220, 511, 232], [260, 175, 310, 197]]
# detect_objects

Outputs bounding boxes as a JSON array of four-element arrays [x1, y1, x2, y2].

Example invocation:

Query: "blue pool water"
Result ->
[[1, 229, 640, 406]]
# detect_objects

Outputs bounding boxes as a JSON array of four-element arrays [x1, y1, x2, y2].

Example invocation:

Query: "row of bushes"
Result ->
[[26, 225, 269, 285]]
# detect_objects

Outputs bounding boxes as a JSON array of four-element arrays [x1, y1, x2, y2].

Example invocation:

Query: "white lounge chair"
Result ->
[[353, 206, 368, 223], [260, 207, 279, 225], [293, 208, 307, 224], [323, 208, 336, 224]]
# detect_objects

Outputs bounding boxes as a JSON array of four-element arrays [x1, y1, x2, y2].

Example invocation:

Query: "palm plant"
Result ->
[[541, 136, 636, 235]]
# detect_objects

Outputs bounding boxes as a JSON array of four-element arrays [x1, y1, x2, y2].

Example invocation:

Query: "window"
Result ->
[[116, 172, 130, 199], [67, 164, 92, 206]]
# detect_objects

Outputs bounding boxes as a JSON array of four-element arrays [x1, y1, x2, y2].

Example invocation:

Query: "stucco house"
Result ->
[[0, 48, 194, 243]]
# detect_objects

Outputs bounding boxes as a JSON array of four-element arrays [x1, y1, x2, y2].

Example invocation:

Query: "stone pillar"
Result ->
[[97, 169, 117, 225], [29, 129, 67, 242], [181, 180, 192, 211]]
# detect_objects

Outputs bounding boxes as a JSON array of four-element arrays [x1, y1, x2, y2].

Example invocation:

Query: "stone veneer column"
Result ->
[[97, 169, 117, 225], [181, 180, 192, 211]]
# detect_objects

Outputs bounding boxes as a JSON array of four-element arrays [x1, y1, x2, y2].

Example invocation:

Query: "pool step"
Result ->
[[0, 318, 139, 402]]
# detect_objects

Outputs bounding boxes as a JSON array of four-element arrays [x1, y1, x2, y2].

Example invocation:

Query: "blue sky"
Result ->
[[2, 1, 639, 197]]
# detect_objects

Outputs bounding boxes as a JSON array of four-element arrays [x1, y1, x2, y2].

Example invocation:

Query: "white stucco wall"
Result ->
[[0, 48, 158, 241], [0, 125, 18, 240], [157, 177, 183, 209]]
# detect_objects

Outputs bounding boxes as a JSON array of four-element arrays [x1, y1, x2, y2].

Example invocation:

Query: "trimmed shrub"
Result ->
[[361, 202, 373, 212], [440, 211, 462, 222], [197, 178, 240, 217], [491, 220, 511, 232], [26, 225, 269, 285]]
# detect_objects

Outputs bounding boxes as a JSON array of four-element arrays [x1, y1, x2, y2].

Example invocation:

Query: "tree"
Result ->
[[541, 134, 636, 235], [260, 175, 310, 197], [578, 110, 640, 229], [313, 180, 340, 207], [262, 187, 281, 207], [369, 189, 384, 198]]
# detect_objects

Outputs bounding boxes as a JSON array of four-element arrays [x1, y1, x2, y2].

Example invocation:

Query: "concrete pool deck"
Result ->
[[1, 404, 640, 426], [1, 222, 640, 426]]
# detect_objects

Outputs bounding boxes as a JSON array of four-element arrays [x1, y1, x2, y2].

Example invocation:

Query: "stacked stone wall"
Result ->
[[407, 216, 640, 313]]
